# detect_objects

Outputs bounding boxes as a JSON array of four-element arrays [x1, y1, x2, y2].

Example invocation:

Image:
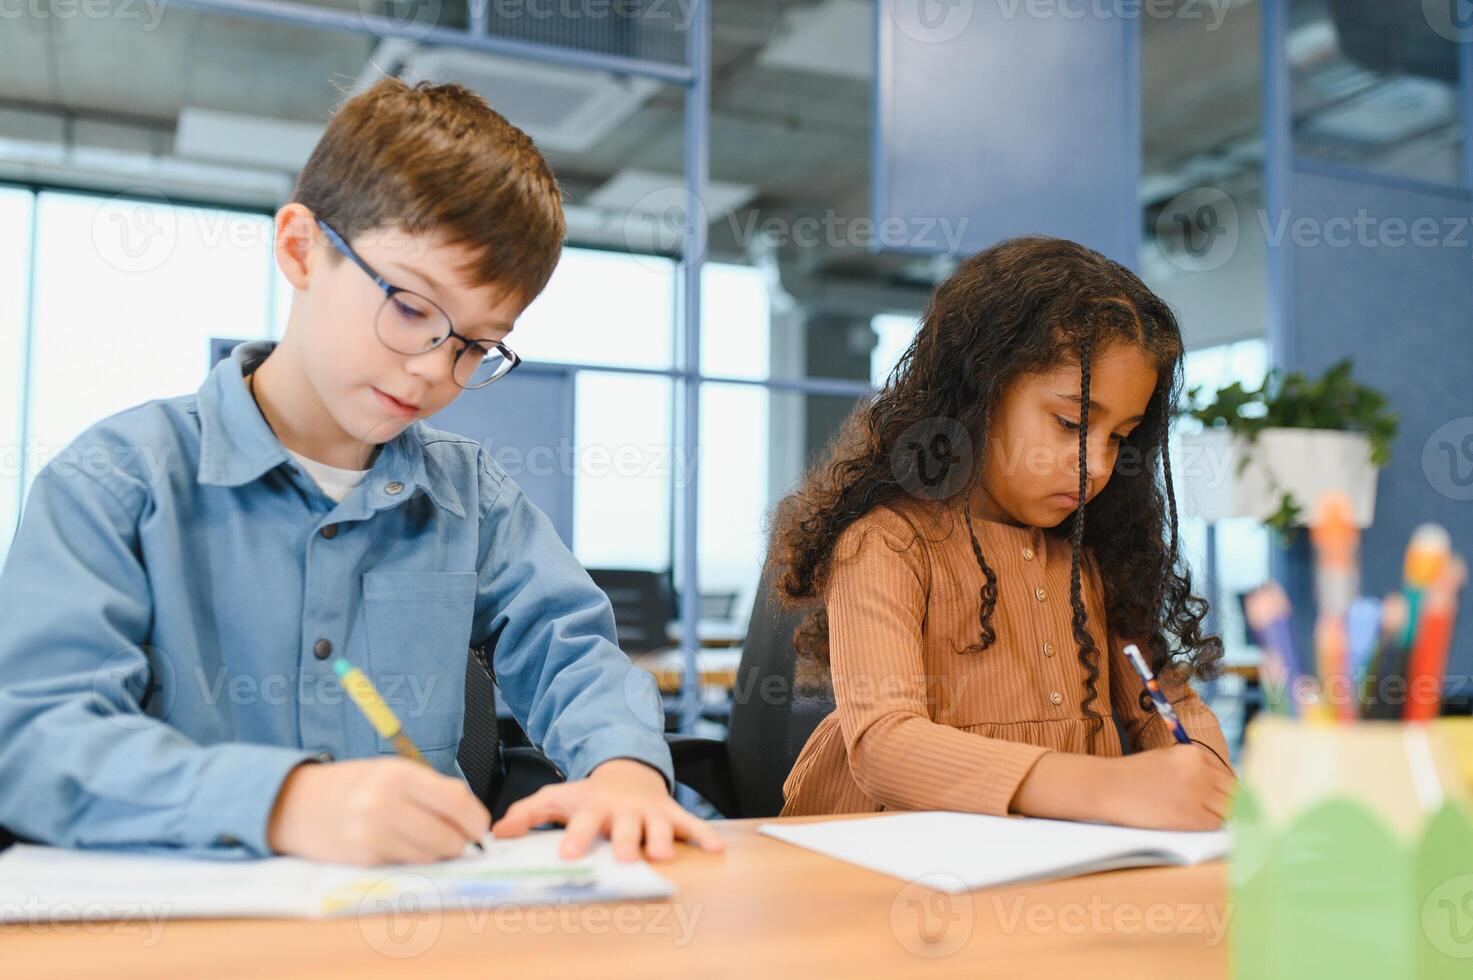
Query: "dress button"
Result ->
[[1022, 547, 1035, 561], [1043, 641, 1055, 657], [1035, 587, 1047, 602], [385, 481, 404, 495], [313, 638, 333, 660], [1049, 691, 1063, 705], [320, 524, 338, 539]]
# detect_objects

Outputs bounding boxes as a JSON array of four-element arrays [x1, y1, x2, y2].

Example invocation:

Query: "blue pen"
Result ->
[[1123, 643, 1191, 745]]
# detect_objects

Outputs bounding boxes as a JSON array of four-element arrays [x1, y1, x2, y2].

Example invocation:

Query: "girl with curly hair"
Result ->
[[776, 236, 1235, 830]]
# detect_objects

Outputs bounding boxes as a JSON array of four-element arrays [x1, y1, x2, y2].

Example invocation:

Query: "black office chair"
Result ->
[[587, 567, 692, 731], [459, 637, 565, 821], [587, 568, 678, 655], [665, 556, 835, 818]]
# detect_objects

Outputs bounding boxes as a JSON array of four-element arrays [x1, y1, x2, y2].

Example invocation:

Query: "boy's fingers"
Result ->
[[493, 801, 547, 838], [390, 804, 469, 862], [374, 833, 431, 866], [643, 814, 675, 861], [558, 806, 606, 860], [609, 810, 643, 862], [671, 810, 725, 852], [494, 785, 573, 837], [402, 769, 491, 841]]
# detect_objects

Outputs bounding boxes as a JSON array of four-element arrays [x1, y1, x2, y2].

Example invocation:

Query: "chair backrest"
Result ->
[[588, 568, 677, 655], [723, 556, 835, 818], [458, 642, 504, 812]]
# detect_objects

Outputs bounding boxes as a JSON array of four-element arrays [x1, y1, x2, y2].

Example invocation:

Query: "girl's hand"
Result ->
[[491, 758, 727, 862], [1011, 743, 1235, 831], [267, 757, 491, 865], [1099, 744, 1236, 831]]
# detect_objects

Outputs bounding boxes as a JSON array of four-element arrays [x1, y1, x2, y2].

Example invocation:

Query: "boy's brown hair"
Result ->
[[293, 76, 566, 306]]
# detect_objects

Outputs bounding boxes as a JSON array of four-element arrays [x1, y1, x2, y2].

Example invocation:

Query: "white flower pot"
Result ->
[[1173, 427, 1379, 528]]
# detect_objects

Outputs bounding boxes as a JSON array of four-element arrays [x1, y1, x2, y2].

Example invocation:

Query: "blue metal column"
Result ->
[[675, 0, 709, 733], [1261, 0, 1314, 660], [1261, 0, 1293, 372], [1461, 22, 1473, 191]]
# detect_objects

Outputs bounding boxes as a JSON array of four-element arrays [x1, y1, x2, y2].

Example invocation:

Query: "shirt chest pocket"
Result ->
[[362, 571, 477, 756]]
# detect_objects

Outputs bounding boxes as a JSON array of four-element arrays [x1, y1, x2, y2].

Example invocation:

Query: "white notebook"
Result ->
[[760, 812, 1227, 893], [0, 829, 674, 922]]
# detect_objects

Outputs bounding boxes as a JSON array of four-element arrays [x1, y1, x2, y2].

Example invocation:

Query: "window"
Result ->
[[1290, 0, 1462, 184], [514, 248, 675, 370], [1176, 338, 1272, 665], [700, 262, 771, 380], [572, 371, 673, 571], [25, 192, 275, 474], [870, 312, 920, 387], [696, 384, 867, 618]]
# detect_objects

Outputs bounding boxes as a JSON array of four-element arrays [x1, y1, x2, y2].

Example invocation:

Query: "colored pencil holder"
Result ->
[[1230, 716, 1473, 980]]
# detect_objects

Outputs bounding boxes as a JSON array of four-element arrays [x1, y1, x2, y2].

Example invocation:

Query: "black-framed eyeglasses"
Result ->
[[317, 218, 520, 390]]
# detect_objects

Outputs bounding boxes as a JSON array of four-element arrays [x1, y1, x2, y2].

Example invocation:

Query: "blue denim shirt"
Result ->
[[0, 341, 670, 858]]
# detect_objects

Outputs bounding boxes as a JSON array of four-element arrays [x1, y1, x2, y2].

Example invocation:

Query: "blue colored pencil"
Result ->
[[1122, 643, 1191, 745]]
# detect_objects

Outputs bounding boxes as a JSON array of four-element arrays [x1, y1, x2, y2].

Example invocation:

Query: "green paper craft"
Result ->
[[1230, 786, 1473, 980]]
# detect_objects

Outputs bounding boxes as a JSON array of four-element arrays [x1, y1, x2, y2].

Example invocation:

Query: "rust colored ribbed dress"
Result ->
[[780, 500, 1229, 817]]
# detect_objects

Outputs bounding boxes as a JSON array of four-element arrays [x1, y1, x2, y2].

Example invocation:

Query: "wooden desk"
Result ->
[[2, 816, 1229, 979], [666, 620, 747, 649], [632, 649, 742, 694]]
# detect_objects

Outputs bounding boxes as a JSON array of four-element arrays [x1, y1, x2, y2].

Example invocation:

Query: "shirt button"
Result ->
[[1043, 641, 1055, 657], [314, 750, 335, 763], [320, 524, 338, 539], [385, 481, 404, 495], [216, 833, 241, 847], [1035, 587, 1047, 602], [313, 638, 333, 660], [1049, 691, 1063, 705], [1022, 547, 1035, 561]]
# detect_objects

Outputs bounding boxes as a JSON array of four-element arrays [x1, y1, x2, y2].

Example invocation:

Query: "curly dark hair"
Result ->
[[771, 236, 1223, 750]]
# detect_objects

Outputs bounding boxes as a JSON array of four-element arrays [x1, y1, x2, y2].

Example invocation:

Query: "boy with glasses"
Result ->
[[0, 78, 722, 866]]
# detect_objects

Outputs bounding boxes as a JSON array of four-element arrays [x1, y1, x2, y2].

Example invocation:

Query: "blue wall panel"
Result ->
[[873, 4, 1140, 266], [429, 364, 577, 549], [1286, 163, 1473, 680]]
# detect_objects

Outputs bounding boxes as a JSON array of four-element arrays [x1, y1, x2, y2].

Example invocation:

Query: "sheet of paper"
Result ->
[[0, 830, 674, 922], [314, 830, 676, 917], [759, 812, 1228, 892]]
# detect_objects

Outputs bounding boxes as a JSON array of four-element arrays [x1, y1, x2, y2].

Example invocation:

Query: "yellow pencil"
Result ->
[[333, 658, 427, 763], [333, 657, 483, 852]]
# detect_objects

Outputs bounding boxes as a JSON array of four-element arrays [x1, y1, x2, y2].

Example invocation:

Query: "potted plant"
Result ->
[[1174, 359, 1398, 542]]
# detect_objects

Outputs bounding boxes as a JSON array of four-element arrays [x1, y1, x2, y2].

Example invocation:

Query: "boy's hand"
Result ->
[[267, 757, 491, 865], [491, 758, 726, 862]]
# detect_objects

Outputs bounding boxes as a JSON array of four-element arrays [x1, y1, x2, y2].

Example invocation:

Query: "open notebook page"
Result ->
[[760, 811, 1228, 893]]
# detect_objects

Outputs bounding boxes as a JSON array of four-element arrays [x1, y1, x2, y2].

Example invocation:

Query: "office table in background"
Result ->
[[632, 648, 743, 694]]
